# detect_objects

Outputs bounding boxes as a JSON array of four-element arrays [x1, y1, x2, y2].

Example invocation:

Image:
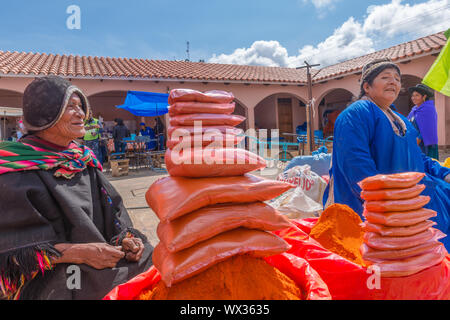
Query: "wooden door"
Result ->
[[277, 98, 293, 142]]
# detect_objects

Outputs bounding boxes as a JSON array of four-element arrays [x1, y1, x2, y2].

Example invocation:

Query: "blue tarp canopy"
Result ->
[[116, 91, 169, 117]]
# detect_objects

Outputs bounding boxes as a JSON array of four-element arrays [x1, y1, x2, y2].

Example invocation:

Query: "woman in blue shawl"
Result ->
[[407, 84, 439, 160], [323, 58, 450, 249]]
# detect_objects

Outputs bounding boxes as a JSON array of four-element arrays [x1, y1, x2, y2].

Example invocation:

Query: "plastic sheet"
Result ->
[[363, 208, 437, 227], [272, 218, 450, 300], [153, 228, 291, 287], [168, 89, 235, 105], [362, 220, 436, 237], [157, 202, 293, 253], [165, 147, 266, 178], [361, 184, 426, 201], [168, 101, 235, 116], [364, 195, 430, 212], [169, 113, 245, 126], [358, 172, 425, 190], [145, 174, 294, 222]]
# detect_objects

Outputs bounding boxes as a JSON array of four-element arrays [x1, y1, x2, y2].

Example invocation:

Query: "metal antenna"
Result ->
[[186, 41, 190, 62]]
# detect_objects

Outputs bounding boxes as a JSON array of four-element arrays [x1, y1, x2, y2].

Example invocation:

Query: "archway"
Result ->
[[254, 92, 307, 142], [394, 74, 423, 117], [88, 91, 139, 134], [0, 89, 23, 141], [316, 88, 354, 138]]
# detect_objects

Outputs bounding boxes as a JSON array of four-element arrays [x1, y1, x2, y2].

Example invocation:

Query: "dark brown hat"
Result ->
[[408, 84, 434, 98], [23, 75, 89, 132]]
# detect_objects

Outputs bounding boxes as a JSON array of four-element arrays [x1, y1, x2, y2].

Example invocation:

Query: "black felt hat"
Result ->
[[408, 84, 434, 98], [22, 75, 89, 132]]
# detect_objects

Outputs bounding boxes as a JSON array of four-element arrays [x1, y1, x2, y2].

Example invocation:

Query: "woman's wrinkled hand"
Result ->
[[445, 174, 450, 184], [121, 237, 144, 262], [79, 243, 125, 269]]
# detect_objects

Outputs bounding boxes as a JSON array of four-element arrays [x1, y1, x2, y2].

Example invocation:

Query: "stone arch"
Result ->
[[254, 92, 308, 142], [0, 89, 24, 140], [394, 74, 423, 116], [314, 88, 354, 138]]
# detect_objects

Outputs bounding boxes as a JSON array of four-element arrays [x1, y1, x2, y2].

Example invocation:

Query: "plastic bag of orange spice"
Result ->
[[103, 253, 331, 300], [270, 205, 450, 300]]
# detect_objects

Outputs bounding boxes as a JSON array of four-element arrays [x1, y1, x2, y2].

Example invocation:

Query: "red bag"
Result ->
[[358, 172, 425, 190], [361, 184, 425, 201], [272, 218, 450, 300], [364, 195, 430, 212], [165, 147, 266, 178], [169, 101, 235, 116], [169, 113, 245, 127], [157, 202, 293, 253], [168, 125, 242, 138], [145, 174, 294, 222], [364, 245, 447, 278], [363, 228, 438, 250], [363, 208, 437, 227], [361, 220, 436, 237], [103, 252, 332, 300], [168, 89, 234, 105], [361, 238, 445, 261], [166, 133, 244, 149], [153, 228, 291, 286]]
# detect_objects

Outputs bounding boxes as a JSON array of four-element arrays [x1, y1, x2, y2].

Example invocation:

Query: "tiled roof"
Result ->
[[314, 31, 446, 82], [0, 31, 446, 84]]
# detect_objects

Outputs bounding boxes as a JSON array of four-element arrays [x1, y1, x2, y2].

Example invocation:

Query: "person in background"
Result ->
[[0, 75, 153, 300], [323, 58, 450, 249], [407, 84, 439, 160], [83, 110, 103, 164], [16, 117, 26, 140], [139, 122, 156, 150], [154, 117, 165, 151], [113, 118, 129, 153]]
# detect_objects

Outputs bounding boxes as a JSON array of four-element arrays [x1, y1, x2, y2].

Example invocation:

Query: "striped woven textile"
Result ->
[[0, 141, 102, 179]]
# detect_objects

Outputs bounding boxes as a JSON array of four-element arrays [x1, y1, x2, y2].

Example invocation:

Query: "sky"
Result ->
[[0, 0, 449, 68]]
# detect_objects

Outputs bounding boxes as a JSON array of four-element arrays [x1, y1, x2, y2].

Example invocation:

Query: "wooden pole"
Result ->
[[297, 61, 320, 154]]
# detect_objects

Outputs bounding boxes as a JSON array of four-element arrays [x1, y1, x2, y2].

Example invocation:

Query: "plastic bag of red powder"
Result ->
[[358, 172, 425, 190], [157, 202, 293, 253], [361, 220, 436, 237], [168, 89, 234, 105], [364, 195, 430, 212], [165, 147, 266, 178], [363, 228, 439, 250], [166, 133, 245, 149], [153, 228, 291, 287], [146, 174, 294, 222], [361, 235, 446, 261], [363, 208, 437, 227], [167, 126, 243, 139], [169, 101, 235, 116], [169, 113, 245, 127], [364, 244, 447, 277], [361, 184, 425, 201]]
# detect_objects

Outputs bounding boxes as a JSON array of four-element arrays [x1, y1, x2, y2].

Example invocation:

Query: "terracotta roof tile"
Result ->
[[0, 31, 445, 84]]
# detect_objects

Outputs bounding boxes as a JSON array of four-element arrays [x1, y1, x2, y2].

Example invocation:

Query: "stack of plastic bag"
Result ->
[[146, 89, 296, 287], [359, 172, 448, 277]]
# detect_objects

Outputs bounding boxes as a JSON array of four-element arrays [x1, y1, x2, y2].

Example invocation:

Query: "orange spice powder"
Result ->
[[310, 204, 364, 265], [139, 255, 302, 300]]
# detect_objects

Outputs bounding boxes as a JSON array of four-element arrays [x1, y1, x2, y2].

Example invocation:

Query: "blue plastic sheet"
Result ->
[[116, 91, 169, 117]]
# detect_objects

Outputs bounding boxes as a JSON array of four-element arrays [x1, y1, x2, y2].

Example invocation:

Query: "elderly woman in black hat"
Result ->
[[323, 58, 450, 250], [407, 84, 439, 159], [0, 76, 153, 300]]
